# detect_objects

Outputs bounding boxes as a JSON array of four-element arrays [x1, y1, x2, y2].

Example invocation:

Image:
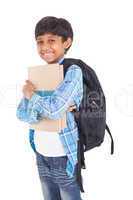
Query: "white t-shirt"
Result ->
[[34, 130, 66, 157]]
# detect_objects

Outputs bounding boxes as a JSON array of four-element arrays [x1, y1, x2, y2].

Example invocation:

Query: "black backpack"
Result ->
[[62, 58, 114, 192]]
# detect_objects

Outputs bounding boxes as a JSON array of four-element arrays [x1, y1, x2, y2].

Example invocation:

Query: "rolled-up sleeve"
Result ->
[[16, 97, 30, 122]]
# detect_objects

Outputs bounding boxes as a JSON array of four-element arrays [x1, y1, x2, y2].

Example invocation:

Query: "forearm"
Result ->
[[27, 86, 77, 120]]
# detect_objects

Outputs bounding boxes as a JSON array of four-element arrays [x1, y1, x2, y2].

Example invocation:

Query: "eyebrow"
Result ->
[[37, 35, 57, 40]]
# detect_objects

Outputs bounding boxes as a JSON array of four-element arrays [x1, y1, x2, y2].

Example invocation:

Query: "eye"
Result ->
[[37, 40, 43, 45], [49, 39, 55, 43]]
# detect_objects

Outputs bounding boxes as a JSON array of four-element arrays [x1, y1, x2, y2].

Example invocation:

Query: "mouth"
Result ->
[[41, 52, 55, 60], [41, 52, 54, 57]]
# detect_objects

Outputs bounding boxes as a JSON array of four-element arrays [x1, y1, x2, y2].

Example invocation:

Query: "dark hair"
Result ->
[[35, 16, 73, 53]]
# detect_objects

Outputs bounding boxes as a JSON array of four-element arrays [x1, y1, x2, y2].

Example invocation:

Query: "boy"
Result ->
[[16, 16, 83, 200]]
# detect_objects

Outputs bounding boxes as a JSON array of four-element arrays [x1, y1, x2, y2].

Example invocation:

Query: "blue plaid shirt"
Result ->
[[16, 58, 83, 177]]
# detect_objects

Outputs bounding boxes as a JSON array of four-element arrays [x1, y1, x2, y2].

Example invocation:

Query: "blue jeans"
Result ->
[[35, 151, 83, 200]]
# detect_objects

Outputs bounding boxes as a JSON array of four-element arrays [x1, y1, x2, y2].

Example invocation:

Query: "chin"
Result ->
[[40, 54, 60, 64], [47, 58, 59, 64], [41, 57, 56, 64], [46, 60, 56, 64]]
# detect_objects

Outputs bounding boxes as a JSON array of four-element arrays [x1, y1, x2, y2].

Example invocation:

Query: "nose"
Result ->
[[41, 43, 51, 52]]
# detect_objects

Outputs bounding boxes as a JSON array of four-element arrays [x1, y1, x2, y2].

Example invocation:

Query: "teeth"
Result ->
[[45, 53, 53, 55]]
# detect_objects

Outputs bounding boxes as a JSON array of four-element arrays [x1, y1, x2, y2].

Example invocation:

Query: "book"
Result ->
[[28, 63, 66, 132]]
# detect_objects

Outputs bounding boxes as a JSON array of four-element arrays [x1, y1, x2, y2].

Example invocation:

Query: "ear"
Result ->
[[63, 37, 72, 49]]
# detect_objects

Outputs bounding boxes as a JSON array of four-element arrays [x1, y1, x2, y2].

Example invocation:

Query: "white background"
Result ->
[[0, 0, 133, 199]]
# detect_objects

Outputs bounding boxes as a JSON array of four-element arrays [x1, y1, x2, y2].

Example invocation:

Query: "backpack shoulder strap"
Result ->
[[105, 124, 114, 154]]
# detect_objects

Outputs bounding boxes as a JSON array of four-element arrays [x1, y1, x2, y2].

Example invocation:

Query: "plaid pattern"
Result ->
[[16, 59, 83, 177]]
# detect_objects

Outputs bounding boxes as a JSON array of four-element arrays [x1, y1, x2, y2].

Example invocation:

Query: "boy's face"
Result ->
[[36, 33, 72, 64]]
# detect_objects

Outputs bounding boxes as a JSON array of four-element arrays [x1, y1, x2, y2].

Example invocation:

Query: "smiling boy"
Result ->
[[16, 16, 83, 200]]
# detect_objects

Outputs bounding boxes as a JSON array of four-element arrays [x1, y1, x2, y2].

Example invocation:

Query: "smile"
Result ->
[[41, 52, 55, 58]]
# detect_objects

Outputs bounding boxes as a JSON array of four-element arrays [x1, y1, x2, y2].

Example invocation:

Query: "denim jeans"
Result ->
[[35, 151, 83, 200]]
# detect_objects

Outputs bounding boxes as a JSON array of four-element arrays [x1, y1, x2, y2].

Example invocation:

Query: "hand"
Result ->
[[68, 105, 77, 112], [22, 80, 36, 99]]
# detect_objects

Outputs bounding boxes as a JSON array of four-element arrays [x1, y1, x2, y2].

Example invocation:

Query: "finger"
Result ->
[[68, 105, 76, 112], [70, 105, 76, 109], [26, 80, 34, 84], [25, 80, 35, 89]]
